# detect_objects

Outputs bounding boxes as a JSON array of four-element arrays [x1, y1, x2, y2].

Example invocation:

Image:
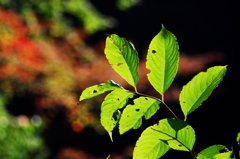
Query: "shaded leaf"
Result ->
[[100, 89, 134, 141], [197, 145, 229, 159], [79, 80, 121, 101], [151, 118, 195, 152], [180, 66, 227, 120], [146, 25, 179, 97], [133, 126, 170, 159], [119, 97, 160, 134], [105, 34, 139, 90]]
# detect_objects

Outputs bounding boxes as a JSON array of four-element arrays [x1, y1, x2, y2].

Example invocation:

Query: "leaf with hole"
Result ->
[[146, 25, 179, 97], [180, 66, 227, 120], [119, 97, 160, 134], [79, 80, 122, 101], [100, 89, 134, 141], [151, 118, 195, 152], [105, 34, 139, 90]]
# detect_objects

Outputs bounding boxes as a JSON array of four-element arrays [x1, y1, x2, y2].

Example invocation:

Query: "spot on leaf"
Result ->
[[105, 34, 111, 37], [152, 50, 156, 53], [122, 44, 127, 51], [117, 63, 123, 66], [145, 98, 148, 100], [178, 145, 182, 147], [183, 101, 186, 103]]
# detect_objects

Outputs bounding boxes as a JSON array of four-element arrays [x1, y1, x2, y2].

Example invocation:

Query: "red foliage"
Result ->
[[0, 9, 125, 133]]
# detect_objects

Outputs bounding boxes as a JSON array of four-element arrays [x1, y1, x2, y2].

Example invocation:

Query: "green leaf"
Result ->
[[214, 151, 235, 159], [197, 145, 229, 159], [133, 126, 170, 159], [119, 97, 160, 134], [100, 89, 134, 141], [237, 132, 240, 146], [151, 118, 195, 152], [146, 25, 179, 98], [180, 66, 227, 120], [79, 80, 122, 101], [106, 154, 111, 159], [104, 34, 139, 90]]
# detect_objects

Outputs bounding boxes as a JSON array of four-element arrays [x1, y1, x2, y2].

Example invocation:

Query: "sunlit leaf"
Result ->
[[133, 126, 170, 159], [105, 34, 139, 90], [100, 89, 134, 141], [106, 154, 111, 159], [180, 66, 227, 120], [146, 25, 179, 98], [119, 97, 160, 134], [151, 118, 195, 152], [214, 151, 235, 159], [197, 145, 229, 159], [79, 80, 122, 101], [237, 132, 240, 146]]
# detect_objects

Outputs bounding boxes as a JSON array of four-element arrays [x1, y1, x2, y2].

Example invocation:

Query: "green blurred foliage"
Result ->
[[0, 0, 116, 35], [0, 95, 49, 159], [116, 0, 141, 11]]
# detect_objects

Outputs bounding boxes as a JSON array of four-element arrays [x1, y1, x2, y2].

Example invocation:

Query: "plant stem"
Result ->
[[190, 150, 197, 159], [134, 86, 138, 94], [136, 92, 179, 119]]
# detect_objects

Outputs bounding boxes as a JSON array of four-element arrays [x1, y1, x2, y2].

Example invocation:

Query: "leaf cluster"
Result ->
[[79, 25, 238, 159]]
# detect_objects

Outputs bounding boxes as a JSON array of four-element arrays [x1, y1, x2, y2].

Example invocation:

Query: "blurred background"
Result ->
[[0, 0, 239, 158]]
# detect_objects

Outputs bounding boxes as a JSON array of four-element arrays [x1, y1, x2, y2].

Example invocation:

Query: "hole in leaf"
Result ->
[[135, 109, 140, 112], [219, 148, 229, 153], [178, 145, 182, 147], [117, 63, 123, 66], [112, 113, 118, 121], [93, 90, 97, 93], [152, 50, 156, 53]]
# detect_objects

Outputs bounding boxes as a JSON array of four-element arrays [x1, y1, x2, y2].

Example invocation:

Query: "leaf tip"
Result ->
[[161, 24, 165, 29], [79, 95, 84, 101], [108, 131, 113, 142]]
